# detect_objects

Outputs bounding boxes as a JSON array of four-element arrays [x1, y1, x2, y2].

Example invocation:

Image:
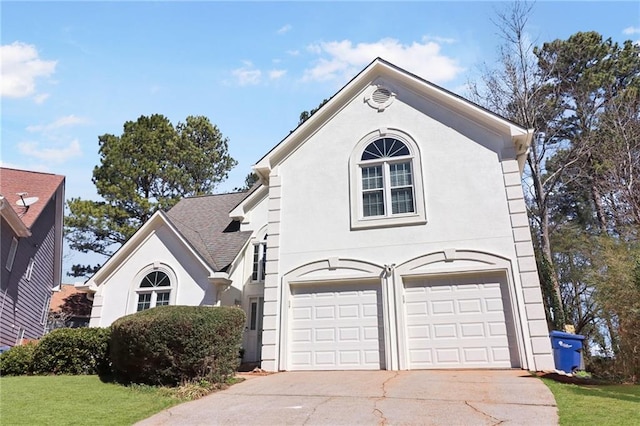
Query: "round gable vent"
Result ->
[[365, 85, 395, 111], [372, 87, 392, 104]]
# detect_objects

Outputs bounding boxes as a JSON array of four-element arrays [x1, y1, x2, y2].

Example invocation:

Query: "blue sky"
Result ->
[[2, 1, 638, 275]]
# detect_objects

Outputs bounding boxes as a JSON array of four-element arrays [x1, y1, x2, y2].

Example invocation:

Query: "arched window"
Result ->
[[136, 270, 172, 311], [360, 138, 415, 217], [350, 130, 426, 229]]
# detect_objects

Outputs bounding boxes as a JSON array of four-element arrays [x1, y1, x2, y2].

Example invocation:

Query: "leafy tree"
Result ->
[[536, 33, 640, 235], [298, 98, 329, 125], [588, 237, 640, 381], [468, 1, 566, 327], [66, 114, 236, 275], [471, 5, 640, 376], [233, 172, 260, 192]]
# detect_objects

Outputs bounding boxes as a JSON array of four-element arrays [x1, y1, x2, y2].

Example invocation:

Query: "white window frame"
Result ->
[[41, 294, 51, 325], [26, 258, 35, 281], [6, 237, 18, 272], [349, 129, 426, 229], [130, 264, 177, 313], [251, 238, 267, 283]]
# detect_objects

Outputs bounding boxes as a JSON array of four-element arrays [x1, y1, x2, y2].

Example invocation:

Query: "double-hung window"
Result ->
[[350, 131, 426, 229], [361, 138, 415, 217], [251, 237, 267, 282], [136, 270, 172, 311]]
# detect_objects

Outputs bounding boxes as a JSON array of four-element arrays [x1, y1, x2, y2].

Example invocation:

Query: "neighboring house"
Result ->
[[48, 283, 93, 330], [83, 58, 554, 372], [0, 168, 65, 347]]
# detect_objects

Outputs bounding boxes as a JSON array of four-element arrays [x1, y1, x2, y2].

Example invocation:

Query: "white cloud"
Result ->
[[34, 93, 50, 104], [623, 26, 640, 35], [18, 139, 82, 163], [269, 69, 287, 80], [232, 62, 262, 86], [303, 37, 463, 84], [26, 115, 88, 133], [0, 41, 57, 99], [277, 24, 292, 35], [286, 50, 300, 56]]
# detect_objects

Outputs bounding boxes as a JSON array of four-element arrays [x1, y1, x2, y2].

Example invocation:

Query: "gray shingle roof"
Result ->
[[166, 191, 253, 272]]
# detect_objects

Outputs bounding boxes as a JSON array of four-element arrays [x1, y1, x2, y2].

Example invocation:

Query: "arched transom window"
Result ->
[[137, 270, 172, 311], [349, 130, 426, 229], [360, 138, 415, 217]]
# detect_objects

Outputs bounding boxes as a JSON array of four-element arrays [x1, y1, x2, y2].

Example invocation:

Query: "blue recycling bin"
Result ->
[[549, 331, 585, 373]]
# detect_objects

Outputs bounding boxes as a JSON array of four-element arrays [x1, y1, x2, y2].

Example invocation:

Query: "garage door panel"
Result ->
[[289, 283, 384, 370], [292, 306, 312, 320], [458, 299, 482, 314], [405, 275, 518, 369]]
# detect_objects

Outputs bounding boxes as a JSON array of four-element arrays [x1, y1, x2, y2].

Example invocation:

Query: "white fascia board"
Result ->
[[209, 271, 232, 285], [253, 60, 381, 177], [86, 210, 215, 288], [75, 282, 98, 293], [229, 185, 268, 221], [513, 129, 535, 174], [389, 62, 530, 140], [254, 58, 529, 175], [0, 196, 31, 237]]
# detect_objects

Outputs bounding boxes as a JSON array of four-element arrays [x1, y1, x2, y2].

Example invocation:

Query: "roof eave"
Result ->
[[0, 196, 31, 237], [253, 57, 531, 176], [86, 211, 217, 287]]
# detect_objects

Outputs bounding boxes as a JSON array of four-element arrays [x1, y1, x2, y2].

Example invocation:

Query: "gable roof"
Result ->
[[0, 167, 65, 230], [166, 191, 252, 272], [254, 57, 533, 182], [85, 190, 253, 289]]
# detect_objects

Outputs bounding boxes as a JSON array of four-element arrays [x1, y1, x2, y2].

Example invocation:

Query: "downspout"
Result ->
[[382, 264, 398, 370]]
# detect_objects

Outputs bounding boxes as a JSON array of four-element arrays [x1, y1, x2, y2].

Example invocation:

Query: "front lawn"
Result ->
[[0, 375, 182, 425], [542, 378, 640, 425]]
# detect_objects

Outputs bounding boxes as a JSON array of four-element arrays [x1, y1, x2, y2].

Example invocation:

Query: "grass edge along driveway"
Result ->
[[542, 378, 639, 426], [2, 374, 638, 425], [0, 375, 182, 425]]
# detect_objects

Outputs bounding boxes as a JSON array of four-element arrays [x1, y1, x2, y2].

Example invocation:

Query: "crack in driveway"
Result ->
[[372, 371, 400, 425], [465, 401, 504, 425], [302, 396, 333, 425]]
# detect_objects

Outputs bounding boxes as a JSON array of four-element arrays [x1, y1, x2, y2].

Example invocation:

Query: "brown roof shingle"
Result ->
[[0, 167, 65, 229], [166, 192, 253, 272]]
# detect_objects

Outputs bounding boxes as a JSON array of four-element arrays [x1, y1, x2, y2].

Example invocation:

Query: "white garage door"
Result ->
[[404, 274, 518, 369], [288, 282, 384, 370]]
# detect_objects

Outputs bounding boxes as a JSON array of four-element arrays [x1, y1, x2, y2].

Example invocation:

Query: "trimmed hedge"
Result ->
[[110, 305, 245, 386], [0, 342, 37, 376], [31, 327, 111, 375]]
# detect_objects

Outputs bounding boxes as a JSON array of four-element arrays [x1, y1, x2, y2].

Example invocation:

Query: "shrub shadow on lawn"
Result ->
[[540, 372, 640, 404]]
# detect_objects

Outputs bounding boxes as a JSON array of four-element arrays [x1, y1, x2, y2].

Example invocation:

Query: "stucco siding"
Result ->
[[258, 72, 552, 371], [91, 224, 215, 327], [276, 80, 516, 276]]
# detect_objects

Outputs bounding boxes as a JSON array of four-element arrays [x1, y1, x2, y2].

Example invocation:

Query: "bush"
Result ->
[[0, 342, 37, 375], [31, 327, 111, 375], [110, 306, 245, 386]]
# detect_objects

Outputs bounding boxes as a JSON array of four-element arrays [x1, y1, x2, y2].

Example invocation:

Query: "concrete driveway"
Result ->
[[136, 370, 557, 425]]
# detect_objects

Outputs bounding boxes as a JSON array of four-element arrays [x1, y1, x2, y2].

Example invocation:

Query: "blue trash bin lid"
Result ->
[[549, 330, 585, 340]]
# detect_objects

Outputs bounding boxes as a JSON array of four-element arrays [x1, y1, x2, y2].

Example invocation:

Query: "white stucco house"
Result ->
[[83, 58, 554, 372]]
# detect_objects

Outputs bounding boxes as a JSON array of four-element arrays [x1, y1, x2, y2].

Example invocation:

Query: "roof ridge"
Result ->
[[0, 167, 65, 178]]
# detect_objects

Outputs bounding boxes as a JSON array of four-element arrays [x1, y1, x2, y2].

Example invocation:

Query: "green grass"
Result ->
[[0, 375, 182, 425], [542, 378, 640, 425]]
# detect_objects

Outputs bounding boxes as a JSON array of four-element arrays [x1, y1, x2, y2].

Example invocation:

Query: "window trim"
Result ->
[[6, 237, 18, 272], [349, 129, 426, 229], [250, 231, 268, 283], [130, 264, 177, 313], [41, 294, 51, 325], [26, 258, 35, 281]]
